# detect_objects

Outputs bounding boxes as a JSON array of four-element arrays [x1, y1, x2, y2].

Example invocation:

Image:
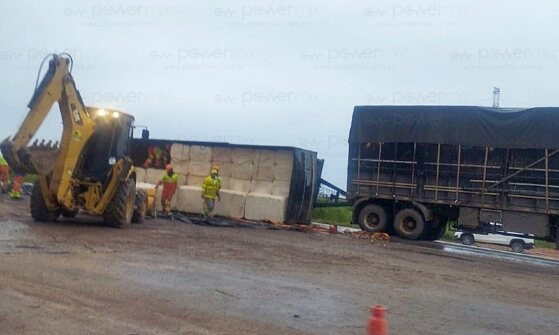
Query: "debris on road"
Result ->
[[344, 231, 390, 245]]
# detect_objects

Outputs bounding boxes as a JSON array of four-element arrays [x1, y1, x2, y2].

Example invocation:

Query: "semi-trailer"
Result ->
[[348, 105, 559, 247]]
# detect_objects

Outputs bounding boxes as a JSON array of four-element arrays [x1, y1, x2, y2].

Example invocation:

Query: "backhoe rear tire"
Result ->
[[30, 183, 60, 222], [62, 209, 79, 218], [104, 179, 136, 228], [132, 190, 147, 224]]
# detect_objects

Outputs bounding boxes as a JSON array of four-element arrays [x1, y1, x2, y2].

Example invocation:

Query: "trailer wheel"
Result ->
[[357, 204, 388, 233], [426, 223, 447, 241], [510, 240, 525, 253], [393, 208, 425, 240], [424, 216, 447, 241]]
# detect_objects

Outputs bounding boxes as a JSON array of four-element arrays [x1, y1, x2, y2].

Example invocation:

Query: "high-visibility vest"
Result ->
[[202, 176, 221, 199], [161, 172, 178, 184]]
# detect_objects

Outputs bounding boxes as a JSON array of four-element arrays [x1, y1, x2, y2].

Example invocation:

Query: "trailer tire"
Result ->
[[357, 204, 388, 233], [393, 208, 426, 240], [510, 240, 525, 253], [104, 179, 136, 228], [426, 223, 447, 241], [424, 216, 447, 241], [30, 183, 60, 222]]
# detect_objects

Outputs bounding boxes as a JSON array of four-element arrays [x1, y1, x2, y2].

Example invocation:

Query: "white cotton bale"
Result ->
[[244, 194, 287, 223], [155, 186, 178, 211], [187, 175, 205, 186], [272, 180, 291, 197], [135, 167, 147, 183], [176, 186, 203, 214], [229, 178, 252, 193], [251, 180, 273, 195], [177, 173, 187, 186], [181, 145, 191, 161], [215, 189, 246, 219], [189, 145, 212, 162], [255, 163, 275, 181], [170, 143, 184, 160], [231, 148, 256, 164], [212, 162, 231, 178], [136, 182, 156, 191], [171, 159, 189, 174], [273, 164, 292, 182], [275, 150, 294, 167], [146, 168, 164, 185], [256, 149, 276, 165], [188, 161, 211, 176], [211, 146, 232, 163], [219, 176, 230, 190], [231, 161, 256, 179]]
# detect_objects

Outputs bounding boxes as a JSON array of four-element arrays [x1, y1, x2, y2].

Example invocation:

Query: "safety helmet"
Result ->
[[211, 164, 220, 171], [165, 164, 173, 172], [210, 168, 218, 175]]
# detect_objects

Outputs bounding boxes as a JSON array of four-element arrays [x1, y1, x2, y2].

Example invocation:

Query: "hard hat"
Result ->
[[210, 168, 218, 174], [211, 165, 220, 171], [165, 164, 173, 172]]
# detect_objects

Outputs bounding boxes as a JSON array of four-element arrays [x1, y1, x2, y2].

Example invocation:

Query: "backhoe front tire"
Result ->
[[104, 179, 136, 228], [30, 183, 60, 222], [132, 190, 147, 224]]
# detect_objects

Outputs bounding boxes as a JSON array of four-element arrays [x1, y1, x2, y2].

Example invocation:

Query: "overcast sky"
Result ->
[[1, 0, 558, 187]]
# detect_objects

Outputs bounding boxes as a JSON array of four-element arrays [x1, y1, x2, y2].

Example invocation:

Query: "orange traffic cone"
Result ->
[[367, 305, 388, 335]]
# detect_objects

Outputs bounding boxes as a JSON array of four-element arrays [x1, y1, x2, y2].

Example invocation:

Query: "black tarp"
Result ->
[[350, 105, 559, 149]]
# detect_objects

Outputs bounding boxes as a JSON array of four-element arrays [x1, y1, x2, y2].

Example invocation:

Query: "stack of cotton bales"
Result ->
[[169, 143, 189, 184], [176, 145, 212, 213], [213, 147, 245, 218], [134, 142, 295, 223], [244, 149, 294, 223], [135, 167, 147, 183]]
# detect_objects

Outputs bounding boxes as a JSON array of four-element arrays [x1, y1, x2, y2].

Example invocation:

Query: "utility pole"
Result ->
[[492, 87, 500, 107]]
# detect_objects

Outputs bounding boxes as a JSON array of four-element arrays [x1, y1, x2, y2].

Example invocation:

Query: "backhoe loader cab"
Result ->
[[81, 108, 134, 182], [0, 54, 146, 227]]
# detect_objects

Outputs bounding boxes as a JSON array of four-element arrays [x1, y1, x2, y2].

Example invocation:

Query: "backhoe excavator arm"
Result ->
[[0, 54, 96, 210]]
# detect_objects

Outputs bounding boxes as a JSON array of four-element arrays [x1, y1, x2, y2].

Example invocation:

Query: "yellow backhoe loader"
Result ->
[[0, 53, 147, 227]]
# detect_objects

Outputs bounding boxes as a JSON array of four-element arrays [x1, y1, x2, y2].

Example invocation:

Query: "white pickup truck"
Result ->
[[454, 231, 535, 253]]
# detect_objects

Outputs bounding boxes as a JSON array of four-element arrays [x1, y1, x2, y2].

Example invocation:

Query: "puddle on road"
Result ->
[[0, 219, 74, 255], [437, 243, 559, 268]]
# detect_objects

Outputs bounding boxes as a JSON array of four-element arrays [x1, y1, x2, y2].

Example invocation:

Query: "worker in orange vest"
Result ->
[[0, 155, 10, 193], [9, 175, 24, 200], [156, 164, 178, 215]]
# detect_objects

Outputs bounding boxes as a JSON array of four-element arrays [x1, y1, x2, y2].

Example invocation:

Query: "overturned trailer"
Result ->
[[130, 138, 321, 224], [348, 105, 559, 246]]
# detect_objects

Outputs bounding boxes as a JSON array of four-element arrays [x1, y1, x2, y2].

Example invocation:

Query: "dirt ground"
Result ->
[[1, 196, 558, 335]]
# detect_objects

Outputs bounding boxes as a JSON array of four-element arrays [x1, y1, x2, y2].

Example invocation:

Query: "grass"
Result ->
[[535, 240, 556, 249], [311, 206, 354, 227], [23, 174, 38, 183]]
